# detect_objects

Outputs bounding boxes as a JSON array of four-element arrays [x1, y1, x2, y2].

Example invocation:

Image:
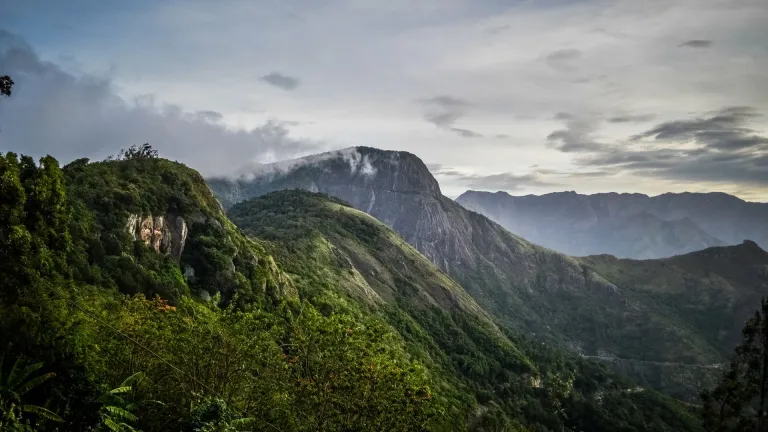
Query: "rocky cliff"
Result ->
[[125, 213, 189, 260]]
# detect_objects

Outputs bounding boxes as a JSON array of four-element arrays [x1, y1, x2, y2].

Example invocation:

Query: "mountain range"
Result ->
[[209, 146, 768, 400], [1, 150, 710, 431], [456, 190, 768, 259]]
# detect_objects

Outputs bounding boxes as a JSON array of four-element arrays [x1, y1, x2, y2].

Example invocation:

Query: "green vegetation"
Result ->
[[0, 145, 750, 431], [207, 146, 768, 403], [0, 74, 12, 97], [0, 150, 435, 431], [701, 299, 768, 431], [228, 190, 708, 432]]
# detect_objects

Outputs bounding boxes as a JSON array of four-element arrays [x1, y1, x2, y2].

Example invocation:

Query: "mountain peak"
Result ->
[[208, 146, 442, 209]]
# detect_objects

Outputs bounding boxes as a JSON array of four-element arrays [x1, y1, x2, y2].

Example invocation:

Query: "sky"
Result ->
[[1, 0, 767, 200]]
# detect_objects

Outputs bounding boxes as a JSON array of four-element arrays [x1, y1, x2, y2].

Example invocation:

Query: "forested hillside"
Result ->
[[0, 150, 437, 431], [209, 146, 768, 401], [0, 150, 707, 431], [227, 190, 705, 432]]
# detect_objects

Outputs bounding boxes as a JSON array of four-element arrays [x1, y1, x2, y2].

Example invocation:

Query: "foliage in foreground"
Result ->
[[0, 151, 436, 431], [701, 298, 768, 431]]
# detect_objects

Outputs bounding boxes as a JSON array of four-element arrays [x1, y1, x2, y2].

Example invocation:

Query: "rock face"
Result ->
[[208, 146, 768, 399], [456, 190, 768, 259], [125, 213, 188, 260]]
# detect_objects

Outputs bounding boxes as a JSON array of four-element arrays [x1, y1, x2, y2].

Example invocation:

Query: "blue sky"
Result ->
[[1, 0, 767, 199]]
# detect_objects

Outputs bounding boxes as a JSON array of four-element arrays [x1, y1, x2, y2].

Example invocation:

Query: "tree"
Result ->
[[0, 356, 63, 426], [118, 144, 158, 160], [99, 372, 161, 432], [0, 76, 12, 97], [701, 298, 768, 431]]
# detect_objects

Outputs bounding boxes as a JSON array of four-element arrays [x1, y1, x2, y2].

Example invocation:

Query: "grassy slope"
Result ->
[[228, 190, 706, 432]]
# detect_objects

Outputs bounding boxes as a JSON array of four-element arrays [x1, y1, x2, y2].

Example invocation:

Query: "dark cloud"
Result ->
[[424, 111, 463, 128], [608, 114, 656, 123], [632, 106, 767, 150], [545, 48, 582, 71], [574, 107, 768, 186], [546, 48, 582, 62], [547, 114, 605, 152], [260, 72, 301, 90], [495, 134, 509, 139], [420, 95, 469, 109], [0, 30, 319, 176], [486, 24, 510, 35], [419, 95, 482, 138], [680, 40, 713, 48], [451, 127, 483, 138]]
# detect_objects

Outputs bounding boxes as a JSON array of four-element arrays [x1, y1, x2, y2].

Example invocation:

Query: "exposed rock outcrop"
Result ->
[[125, 213, 188, 260]]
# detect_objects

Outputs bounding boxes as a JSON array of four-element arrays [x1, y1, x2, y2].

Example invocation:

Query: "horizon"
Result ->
[[1, 0, 767, 200]]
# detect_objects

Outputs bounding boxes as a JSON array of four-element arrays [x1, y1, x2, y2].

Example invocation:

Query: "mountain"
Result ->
[[209, 146, 768, 400], [455, 190, 768, 259], [227, 189, 705, 432], [1, 152, 443, 431], [1, 151, 705, 432]]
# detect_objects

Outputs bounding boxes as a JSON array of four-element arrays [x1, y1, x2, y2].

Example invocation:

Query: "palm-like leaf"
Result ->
[[19, 404, 64, 422], [8, 361, 44, 390], [230, 417, 256, 431], [119, 372, 145, 389], [105, 405, 138, 422], [109, 386, 133, 395], [0, 356, 63, 424], [104, 417, 137, 432], [16, 372, 55, 396]]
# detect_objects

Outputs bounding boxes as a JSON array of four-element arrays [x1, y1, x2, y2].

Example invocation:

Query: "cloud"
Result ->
[[486, 24, 510, 35], [575, 107, 768, 186], [546, 48, 582, 62], [545, 48, 582, 71], [608, 114, 656, 123], [547, 113, 605, 152], [680, 40, 713, 48], [260, 72, 301, 91], [0, 30, 320, 176], [230, 147, 377, 180], [451, 127, 483, 138], [429, 164, 558, 191], [632, 106, 768, 151], [419, 95, 482, 138]]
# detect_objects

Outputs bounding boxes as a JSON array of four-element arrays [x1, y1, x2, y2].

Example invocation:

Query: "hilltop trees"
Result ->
[[701, 299, 768, 431], [0, 75, 12, 97]]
